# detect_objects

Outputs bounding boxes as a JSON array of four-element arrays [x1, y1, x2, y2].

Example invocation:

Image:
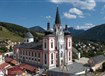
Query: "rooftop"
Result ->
[[48, 62, 88, 75], [19, 63, 36, 72], [90, 55, 105, 66], [8, 66, 25, 75], [16, 42, 42, 50], [0, 62, 10, 70], [24, 32, 33, 38], [75, 57, 89, 64]]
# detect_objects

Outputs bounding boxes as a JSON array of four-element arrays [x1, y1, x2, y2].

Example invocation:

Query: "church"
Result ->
[[13, 7, 72, 70]]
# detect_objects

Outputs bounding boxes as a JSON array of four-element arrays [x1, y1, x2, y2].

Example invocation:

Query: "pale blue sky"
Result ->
[[0, 0, 105, 30]]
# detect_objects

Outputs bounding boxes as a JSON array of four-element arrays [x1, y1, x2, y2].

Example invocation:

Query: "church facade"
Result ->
[[13, 7, 72, 69]]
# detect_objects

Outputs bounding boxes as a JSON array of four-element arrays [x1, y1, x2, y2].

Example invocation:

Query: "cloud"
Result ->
[[50, 0, 74, 3], [73, 0, 96, 10], [64, 8, 84, 19], [95, 0, 105, 2], [50, 0, 61, 3], [50, 0, 96, 10], [100, 5, 105, 14], [79, 15, 84, 18], [45, 16, 52, 21], [69, 8, 84, 16], [46, 16, 52, 19], [64, 12, 77, 19], [103, 17, 105, 20], [75, 23, 95, 30]]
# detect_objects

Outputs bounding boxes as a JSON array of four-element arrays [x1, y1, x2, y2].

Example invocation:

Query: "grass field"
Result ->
[[0, 26, 23, 42]]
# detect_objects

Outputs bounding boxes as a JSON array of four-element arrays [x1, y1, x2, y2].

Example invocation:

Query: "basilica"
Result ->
[[13, 7, 72, 70]]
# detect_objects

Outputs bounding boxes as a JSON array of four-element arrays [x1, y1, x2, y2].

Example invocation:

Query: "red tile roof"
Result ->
[[0, 63, 10, 70], [5, 57, 18, 65], [5, 57, 12, 63], [5, 74, 16, 76], [10, 60, 18, 65], [8, 66, 24, 75], [19, 63, 36, 72]]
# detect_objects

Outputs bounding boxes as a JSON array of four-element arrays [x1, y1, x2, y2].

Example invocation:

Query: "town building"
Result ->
[[88, 55, 105, 71], [13, 7, 88, 76], [13, 7, 72, 70]]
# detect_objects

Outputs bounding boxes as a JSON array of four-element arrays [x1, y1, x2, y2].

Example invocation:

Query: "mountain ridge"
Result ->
[[0, 22, 105, 42], [76, 24, 105, 42]]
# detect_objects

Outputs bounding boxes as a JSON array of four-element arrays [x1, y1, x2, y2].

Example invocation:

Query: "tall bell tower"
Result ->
[[53, 7, 67, 67], [53, 7, 61, 35]]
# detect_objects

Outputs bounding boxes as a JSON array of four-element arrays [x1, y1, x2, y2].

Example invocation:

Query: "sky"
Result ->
[[0, 0, 105, 30]]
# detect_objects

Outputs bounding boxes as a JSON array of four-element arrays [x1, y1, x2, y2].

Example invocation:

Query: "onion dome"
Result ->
[[24, 32, 33, 38]]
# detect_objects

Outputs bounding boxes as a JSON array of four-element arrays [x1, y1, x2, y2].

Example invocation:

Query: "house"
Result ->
[[0, 62, 10, 75], [19, 63, 37, 73], [7, 66, 25, 76], [0, 62, 10, 70], [88, 55, 105, 71], [5, 57, 18, 65]]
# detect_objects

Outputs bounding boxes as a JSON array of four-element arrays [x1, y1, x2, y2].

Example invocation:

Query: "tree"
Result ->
[[0, 47, 8, 53], [0, 27, 2, 31]]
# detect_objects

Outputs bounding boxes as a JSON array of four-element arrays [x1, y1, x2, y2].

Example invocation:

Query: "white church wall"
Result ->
[[24, 38, 34, 43]]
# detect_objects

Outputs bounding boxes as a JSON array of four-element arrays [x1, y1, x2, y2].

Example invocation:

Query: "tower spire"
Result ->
[[55, 7, 61, 24]]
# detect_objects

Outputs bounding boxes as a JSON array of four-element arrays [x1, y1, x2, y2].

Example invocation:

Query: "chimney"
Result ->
[[47, 22, 50, 31], [65, 25, 68, 30]]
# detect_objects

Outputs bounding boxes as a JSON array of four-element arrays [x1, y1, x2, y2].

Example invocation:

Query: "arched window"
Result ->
[[51, 40, 53, 48], [69, 51, 70, 60], [44, 40, 47, 48], [51, 53, 53, 64], [45, 54, 47, 64], [69, 40, 70, 47]]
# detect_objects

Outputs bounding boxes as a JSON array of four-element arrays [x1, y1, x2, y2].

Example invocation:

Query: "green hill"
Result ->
[[0, 22, 29, 42], [0, 22, 28, 37], [0, 26, 23, 42], [0, 22, 44, 42]]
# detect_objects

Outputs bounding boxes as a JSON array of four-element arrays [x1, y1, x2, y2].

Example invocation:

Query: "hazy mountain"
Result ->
[[67, 27, 85, 36], [1, 22, 105, 42], [77, 24, 105, 42], [29, 26, 45, 33]]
